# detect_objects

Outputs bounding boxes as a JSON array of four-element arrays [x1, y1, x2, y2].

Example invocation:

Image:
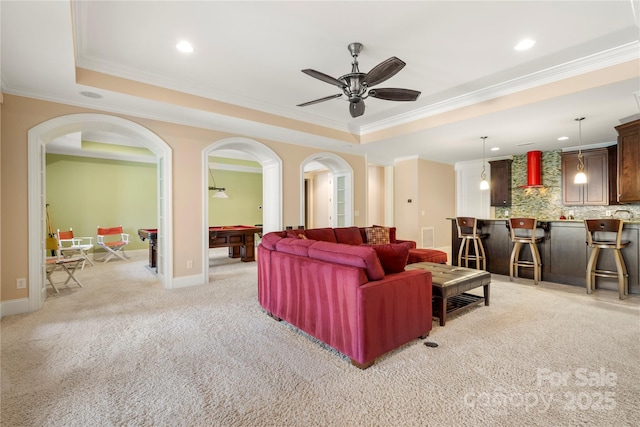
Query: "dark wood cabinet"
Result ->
[[489, 159, 512, 207], [615, 119, 640, 203], [561, 146, 616, 206]]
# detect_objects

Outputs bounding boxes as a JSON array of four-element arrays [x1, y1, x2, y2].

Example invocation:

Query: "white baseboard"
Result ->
[[170, 274, 207, 289], [0, 297, 31, 318]]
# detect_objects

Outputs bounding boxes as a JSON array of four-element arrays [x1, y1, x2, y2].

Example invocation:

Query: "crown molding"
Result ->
[[360, 41, 640, 135]]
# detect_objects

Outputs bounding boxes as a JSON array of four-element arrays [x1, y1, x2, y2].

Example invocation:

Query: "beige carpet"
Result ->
[[2, 249, 639, 426]]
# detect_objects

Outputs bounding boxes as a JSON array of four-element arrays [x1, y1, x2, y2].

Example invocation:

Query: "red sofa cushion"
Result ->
[[304, 228, 337, 242], [276, 237, 316, 257], [261, 231, 285, 250], [308, 241, 385, 281], [334, 227, 364, 245]]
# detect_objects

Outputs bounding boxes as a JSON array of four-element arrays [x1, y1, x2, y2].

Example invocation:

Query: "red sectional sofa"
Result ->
[[257, 226, 434, 369]]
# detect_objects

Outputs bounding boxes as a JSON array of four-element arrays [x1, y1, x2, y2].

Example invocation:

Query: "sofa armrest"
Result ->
[[395, 239, 417, 249], [355, 269, 432, 365]]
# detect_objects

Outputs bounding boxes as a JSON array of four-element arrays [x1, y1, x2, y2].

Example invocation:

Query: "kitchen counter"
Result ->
[[449, 218, 640, 295]]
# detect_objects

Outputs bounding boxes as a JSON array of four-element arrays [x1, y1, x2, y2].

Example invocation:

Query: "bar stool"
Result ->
[[456, 217, 487, 270], [585, 219, 629, 299], [509, 218, 543, 285]]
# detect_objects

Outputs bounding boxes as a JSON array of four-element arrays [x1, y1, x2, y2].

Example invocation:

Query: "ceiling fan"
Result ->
[[297, 42, 421, 118]]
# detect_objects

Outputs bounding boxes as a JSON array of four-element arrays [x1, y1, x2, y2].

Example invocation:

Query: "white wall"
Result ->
[[455, 160, 491, 218]]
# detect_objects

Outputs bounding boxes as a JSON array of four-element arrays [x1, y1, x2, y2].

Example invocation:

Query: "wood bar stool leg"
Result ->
[[472, 238, 480, 269], [585, 247, 599, 294], [478, 238, 487, 271], [510, 242, 522, 281], [530, 242, 542, 285], [464, 239, 471, 267], [613, 249, 629, 299], [457, 239, 466, 267]]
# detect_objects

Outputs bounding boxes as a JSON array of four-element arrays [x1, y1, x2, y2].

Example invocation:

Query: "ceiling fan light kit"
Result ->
[[298, 42, 421, 118]]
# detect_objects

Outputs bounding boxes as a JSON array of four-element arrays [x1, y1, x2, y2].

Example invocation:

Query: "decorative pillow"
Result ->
[[365, 226, 390, 245], [367, 243, 410, 274], [374, 225, 396, 243], [334, 227, 364, 245], [304, 228, 337, 243]]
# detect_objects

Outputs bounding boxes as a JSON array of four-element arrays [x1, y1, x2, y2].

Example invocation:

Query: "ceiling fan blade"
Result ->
[[297, 93, 343, 107], [350, 100, 365, 118], [364, 57, 406, 87], [369, 88, 421, 101], [301, 69, 346, 88]]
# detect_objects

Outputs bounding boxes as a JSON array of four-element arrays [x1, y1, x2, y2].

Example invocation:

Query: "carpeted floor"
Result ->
[[2, 249, 639, 426]]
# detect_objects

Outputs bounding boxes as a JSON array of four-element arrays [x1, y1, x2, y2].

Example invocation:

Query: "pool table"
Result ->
[[137, 228, 158, 271], [209, 225, 263, 262]]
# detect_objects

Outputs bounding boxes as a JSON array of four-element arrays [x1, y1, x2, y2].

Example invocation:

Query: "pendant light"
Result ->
[[208, 167, 229, 199], [480, 136, 490, 190], [574, 117, 587, 184]]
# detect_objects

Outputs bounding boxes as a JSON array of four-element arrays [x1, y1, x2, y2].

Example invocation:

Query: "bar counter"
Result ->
[[449, 218, 640, 295]]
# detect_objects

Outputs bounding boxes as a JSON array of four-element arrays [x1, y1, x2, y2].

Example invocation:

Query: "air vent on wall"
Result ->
[[421, 227, 435, 248]]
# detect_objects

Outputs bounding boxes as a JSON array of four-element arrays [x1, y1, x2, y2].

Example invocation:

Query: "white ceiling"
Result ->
[[2, 1, 639, 165]]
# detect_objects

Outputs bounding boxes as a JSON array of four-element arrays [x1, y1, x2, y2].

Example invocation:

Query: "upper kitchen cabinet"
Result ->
[[489, 159, 512, 206], [561, 146, 617, 206], [616, 119, 640, 203]]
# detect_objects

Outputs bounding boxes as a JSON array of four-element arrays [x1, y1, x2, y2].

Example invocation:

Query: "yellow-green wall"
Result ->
[[208, 168, 263, 226], [46, 154, 157, 251]]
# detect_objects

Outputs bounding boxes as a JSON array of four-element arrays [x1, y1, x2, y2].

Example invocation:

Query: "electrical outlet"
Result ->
[[186, 260, 193, 269], [16, 278, 26, 289], [605, 210, 612, 217]]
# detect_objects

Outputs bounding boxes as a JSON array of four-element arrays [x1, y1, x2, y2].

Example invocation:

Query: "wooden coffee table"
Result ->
[[406, 262, 491, 326]]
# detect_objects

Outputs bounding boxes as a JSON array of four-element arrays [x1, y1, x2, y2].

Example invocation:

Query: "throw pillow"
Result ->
[[365, 226, 390, 245], [334, 227, 364, 245], [304, 228, 337, 242], [368, 243, 410, 274], [374, 225, 396, 243]]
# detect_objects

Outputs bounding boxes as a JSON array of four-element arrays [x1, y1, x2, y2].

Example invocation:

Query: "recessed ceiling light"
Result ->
[[176, 40, 194, 53], [514, 39, 536, 51], [491, 147, 500, 151], [558, 136, 569, 141], [80, 91, 102, 99]]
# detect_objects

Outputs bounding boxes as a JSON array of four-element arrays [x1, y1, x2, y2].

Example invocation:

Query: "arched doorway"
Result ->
[[301, 153, 354, 228], [202, 137, 282, 284], [28, 114, 173, 312]]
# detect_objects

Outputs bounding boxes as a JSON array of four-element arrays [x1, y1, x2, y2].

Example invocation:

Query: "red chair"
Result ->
[[97, 226, 129, 263], [57, 228, 94, 268]]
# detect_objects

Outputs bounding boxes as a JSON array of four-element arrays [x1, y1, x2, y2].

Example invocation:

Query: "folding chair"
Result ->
[[57, 228, 94, 268], [45, 238, 84, 293], [97, 226, 130, 263]]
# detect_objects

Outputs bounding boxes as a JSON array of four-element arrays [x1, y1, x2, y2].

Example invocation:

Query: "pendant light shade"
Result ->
[[574, 117, 587, 184], [480, 136, 489, 190], [208, 166, 229, 199]]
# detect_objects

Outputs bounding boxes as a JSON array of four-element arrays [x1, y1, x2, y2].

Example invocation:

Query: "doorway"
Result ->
[[28, 114, 173, 312], [301, 153, 354, 228], [202, 137, 282, 284]]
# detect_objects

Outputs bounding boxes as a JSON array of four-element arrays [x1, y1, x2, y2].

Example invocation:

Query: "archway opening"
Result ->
[[202, 138, 282, 284], [301, 153, 354, 229], [28, 114, 173, 312]]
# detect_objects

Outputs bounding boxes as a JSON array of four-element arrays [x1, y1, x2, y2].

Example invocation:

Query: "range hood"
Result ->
[[520, 150, 544, 188]]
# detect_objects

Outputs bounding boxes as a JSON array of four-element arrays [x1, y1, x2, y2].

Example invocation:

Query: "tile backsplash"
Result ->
[[494, 150, 640, 220]]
